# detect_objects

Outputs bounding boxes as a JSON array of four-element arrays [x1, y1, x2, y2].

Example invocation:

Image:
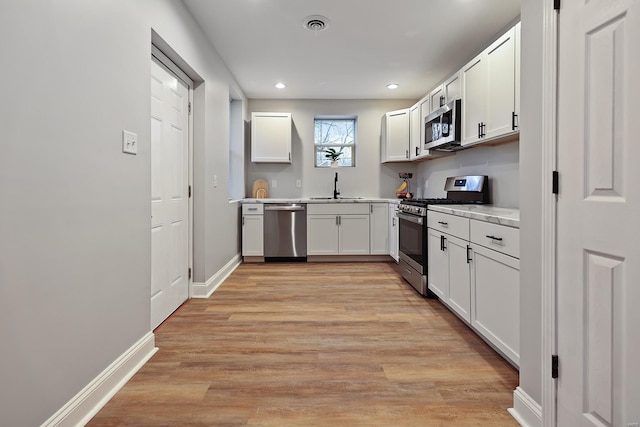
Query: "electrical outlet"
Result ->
[[296, 179, 302, 188], [122, 130, 137, 155], [271, 180, 277, 188]]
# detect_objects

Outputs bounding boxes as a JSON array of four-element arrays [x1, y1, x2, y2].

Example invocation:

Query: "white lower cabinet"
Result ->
[[427, 208, 520, 367], [388, 203, 399, 261], [242, 204, 264, 257], [307, 203, 370, 255], [427, 214, 472, 323], [369, 203, 389, 255]]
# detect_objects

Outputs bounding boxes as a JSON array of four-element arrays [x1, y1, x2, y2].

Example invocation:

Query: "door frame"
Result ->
[[540, 2, 559, 425], [151, 45, 194, 299]]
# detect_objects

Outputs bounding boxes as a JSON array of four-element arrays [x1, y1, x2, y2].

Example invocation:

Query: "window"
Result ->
[[314, 116, 356, 167]]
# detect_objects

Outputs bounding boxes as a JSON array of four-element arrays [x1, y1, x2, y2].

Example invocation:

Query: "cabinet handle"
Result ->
[[440, 235, 447, 251], [415, 146, 419, 157], [438, 221, 448, 226], [370, 204, 373, 214], [486, 235, 503, 241], [478, 123, 481, 138], [338, 215, 342, 226], [481, 122, 486, 137], [289, 152, 291, 161], [512, 112, 519, 130], [440, 95, 445, 107], [466, 245, 472, 263], [336, 216, 339, 226], [406, 149, 409, 159], [242, 216, 245, 226], [392, 217, 396, 226]]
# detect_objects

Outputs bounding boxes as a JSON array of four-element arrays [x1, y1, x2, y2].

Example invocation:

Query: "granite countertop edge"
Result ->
[[427, 204, 520, 228], [242, 198, 401, 204]]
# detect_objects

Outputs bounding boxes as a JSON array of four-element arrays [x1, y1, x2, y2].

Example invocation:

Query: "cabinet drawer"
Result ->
[[427, 211, 469, 240], [242, 204, 263, 215], [307, 203, 370, 215], [470, 219, 519, 258]]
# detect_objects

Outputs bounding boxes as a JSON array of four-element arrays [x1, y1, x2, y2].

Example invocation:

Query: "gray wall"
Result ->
[[518, 0, 544, 407], [0, 1, 244, 425], [246, 99, 418, 199], [415, 141, 520, 207]]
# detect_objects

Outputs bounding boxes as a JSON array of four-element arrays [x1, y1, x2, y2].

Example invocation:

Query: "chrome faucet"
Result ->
[[333, 172, 340, 199]]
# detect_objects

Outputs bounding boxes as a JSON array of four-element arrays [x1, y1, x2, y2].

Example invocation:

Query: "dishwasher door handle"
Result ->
[[264, 205, 305, 212]]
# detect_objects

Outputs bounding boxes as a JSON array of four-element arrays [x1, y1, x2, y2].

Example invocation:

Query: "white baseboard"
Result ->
[[508, 386, 543, 427], [191, 253, 241, 298], [42, 332, 157, 427]]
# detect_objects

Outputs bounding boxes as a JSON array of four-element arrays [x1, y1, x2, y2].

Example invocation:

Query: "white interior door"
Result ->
[[150, 58, 190, 330], [556, 0, 640, 425]]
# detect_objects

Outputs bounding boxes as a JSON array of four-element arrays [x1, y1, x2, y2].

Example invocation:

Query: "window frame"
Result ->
[[313, 115, 357, 168]]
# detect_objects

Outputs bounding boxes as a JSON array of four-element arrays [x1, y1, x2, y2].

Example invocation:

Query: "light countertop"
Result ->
[[428, 205, 520, 228], [242, 197, 400, 204]]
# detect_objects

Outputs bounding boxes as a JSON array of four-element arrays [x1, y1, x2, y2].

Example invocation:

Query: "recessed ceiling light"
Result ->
[[386, 83, 399, 90], [275, 83, 286, 89]]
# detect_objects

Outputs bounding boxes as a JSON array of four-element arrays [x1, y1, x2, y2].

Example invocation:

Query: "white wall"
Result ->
[[246, 99, 418, 199], [416, 142, 519, 207], [0, 1, 244, 425]]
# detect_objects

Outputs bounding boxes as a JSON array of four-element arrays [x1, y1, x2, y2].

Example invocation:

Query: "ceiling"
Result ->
[[182, 0, 521, 100]]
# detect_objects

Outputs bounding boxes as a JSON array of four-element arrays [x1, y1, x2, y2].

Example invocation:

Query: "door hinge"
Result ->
[[554, 0, 561, 11], [188, 101, 192, 114], [188, 185, 192, 198], [552, 355, 559, 379], [188, 267, 192, 280], [552, 171, 559, 194]]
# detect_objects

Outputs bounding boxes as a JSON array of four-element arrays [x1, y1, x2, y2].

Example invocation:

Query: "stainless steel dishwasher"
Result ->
[[263, 204, 307, 261]]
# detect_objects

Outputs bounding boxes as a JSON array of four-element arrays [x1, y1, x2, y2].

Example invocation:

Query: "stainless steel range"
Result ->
[[397, 175, 489, 297]]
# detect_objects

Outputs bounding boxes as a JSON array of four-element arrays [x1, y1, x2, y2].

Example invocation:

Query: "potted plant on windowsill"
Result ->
[[324, 148, 342, 168]]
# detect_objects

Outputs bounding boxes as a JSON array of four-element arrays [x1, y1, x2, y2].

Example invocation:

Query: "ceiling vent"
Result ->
[[303, 15, 330, 32]]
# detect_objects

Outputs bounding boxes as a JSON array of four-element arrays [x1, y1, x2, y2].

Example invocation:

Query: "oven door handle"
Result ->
[[397, 212, 424, 225]]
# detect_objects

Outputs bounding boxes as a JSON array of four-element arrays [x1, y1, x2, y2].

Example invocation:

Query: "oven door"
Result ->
[[397, 211, 427, 274]]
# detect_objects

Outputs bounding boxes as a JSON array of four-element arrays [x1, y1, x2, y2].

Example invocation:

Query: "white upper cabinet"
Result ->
[[251, 112, 292, 163], [381, 108, 410, 162], [428, 85, 445, 113], [461, 25, 519, 147], [409, 103, 422, 159], [443, 71, 461, 104]]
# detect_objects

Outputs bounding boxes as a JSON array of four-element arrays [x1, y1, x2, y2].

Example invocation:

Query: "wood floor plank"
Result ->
[[88, 262, 518, 426]]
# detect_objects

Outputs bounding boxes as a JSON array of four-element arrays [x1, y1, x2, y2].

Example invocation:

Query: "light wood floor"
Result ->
[[89, 262, 519, 426]]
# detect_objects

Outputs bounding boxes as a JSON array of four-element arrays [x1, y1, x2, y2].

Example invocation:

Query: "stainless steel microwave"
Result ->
[[424, 99, 462, 151]]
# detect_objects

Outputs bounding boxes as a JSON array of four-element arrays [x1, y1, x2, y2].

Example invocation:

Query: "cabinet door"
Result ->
[[470, 243, 520, 367], [447, 235, 471, 323], [419, 97, 430, 151], [383, 109, 410, 162], [461, 54, 487, 146], [251, 112, 292, 163], [485, 27, 516, 140], [443, 71, 461, 103], [514, 22, 521, 127], [242, 215, 264, 256], [307, 215, 339, 255], [409, 104, 422, 159], [427, 228, 448, 300], [369, 203, 388, 255], [429, 85, 444, 113], [339, 215, 370, 254], [388, 204, 399, 261]]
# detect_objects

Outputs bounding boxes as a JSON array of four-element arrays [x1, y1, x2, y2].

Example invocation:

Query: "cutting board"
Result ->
[[252, 179, 269, 198]]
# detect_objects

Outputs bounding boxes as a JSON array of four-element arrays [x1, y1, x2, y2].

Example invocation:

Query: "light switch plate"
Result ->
[[271, 180, 277, 188], [122, 130, 137, 155], [296, 179, 302, 188]]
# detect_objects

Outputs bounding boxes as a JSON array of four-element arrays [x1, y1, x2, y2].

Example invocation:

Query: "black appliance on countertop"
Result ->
[[396, 175, 489, 297]]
